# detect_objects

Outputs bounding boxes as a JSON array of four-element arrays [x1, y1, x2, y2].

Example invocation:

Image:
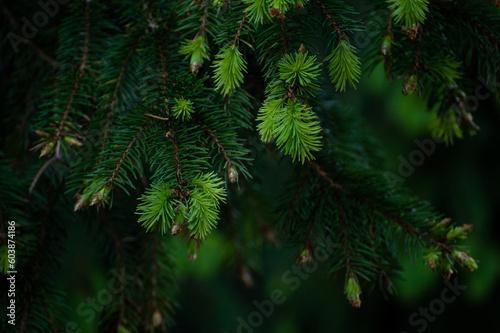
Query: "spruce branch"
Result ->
[[388, 0, 430, 27], [100, 32, 148, 160], [325, 39, 362, 92], [310, 160, 451, 252], [234, 11, 248, 45], [52, 2, 91, 146], [244, 0, 271, 24], [334, 190, 361, 308], [212, 43, 248, 96], [296, 186, 324, 264], [106, 119, 154, 192], [136, 181, 177, 234], [314, 0, 361, 91]]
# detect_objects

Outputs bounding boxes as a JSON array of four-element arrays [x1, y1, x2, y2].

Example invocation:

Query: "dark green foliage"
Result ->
[[1, 0, 499, 331]]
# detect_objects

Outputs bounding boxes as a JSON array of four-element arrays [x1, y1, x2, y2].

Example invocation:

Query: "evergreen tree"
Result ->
[[1, 0, 498, 331]]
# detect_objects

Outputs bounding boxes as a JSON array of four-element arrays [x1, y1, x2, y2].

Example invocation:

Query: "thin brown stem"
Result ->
[[233, 12, 248, 45], [29, 155, 59, 195], [145, 113, 169, 121], [199, 1, 209, 37], [106, 119, 153, 189], [315, 0, 345, 39], [193, 117, 234, 171], [168, 128, 185, 195], [413, 25, 423, 74], [310, 161, 451, 252], [308, 161, 343, 189]]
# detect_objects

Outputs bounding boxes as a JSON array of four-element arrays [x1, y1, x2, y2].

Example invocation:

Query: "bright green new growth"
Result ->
[[279, 51, 321, 94], [136, 173, 226, 238], [179, 35, 210, 72], [257, 98, 286, 142], [388, 0, 430, 27], [345, 275, 362, 307], [212, 44, 248, 96], [269, 0, 295, 13], [430, 109, 463, 146], [326, 39, 361, 92], [136, 181, 177, 234], [187, 172, 226, 239], [244, 0, 271, 24], [257, 98, 322, 163], [172, 97, 194, 121]]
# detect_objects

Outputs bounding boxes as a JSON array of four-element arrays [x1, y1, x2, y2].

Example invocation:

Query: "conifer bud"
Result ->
[[345, 275, 362, 308], [171, 223, 182, 235], [381, 35, 392, 56], [446, 224, 471, 240], [424, 250, 440, 270], [452, 250, 478, 271], [35, 130, 51, 138], [462, 224, 473, 233], [402, 25, 419, 39], [152, 309, 163, 328], [297, 246, 312, 264], [431, 217, 451, 232], [297, 43, 306, 54], [74, 192, 91, 211], [452, 250, 468, 264], [463, 113, 480, 133], [228, 165, 237, 183], [268, 7, 284, 19], [172, 203, 186, 235], [402, 74, 418, 95], [90, 186, 110, 206], [441, 261, 453, 280], [190, 60, 202, 74], [464, 256, 478, 271], [64, 135, 83, 147], [40, 141, 54, 158]]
